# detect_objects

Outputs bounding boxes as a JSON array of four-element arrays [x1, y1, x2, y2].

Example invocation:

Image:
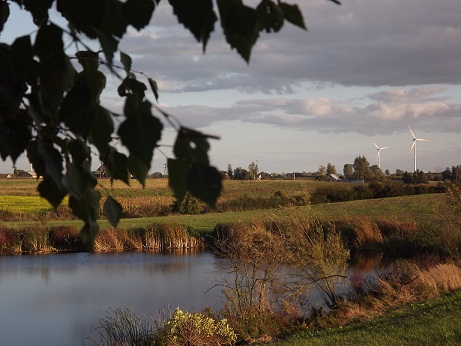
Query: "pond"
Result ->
[[0, 250, 385, 346], [0, 251, 227, 346]]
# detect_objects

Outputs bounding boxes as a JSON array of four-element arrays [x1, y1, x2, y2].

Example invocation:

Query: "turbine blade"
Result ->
[[417, 138, 429, 142], [382, 146, 389, 150], [408, 125, 416, 139], [373, 142, 379, 149], [409, 141, 416, 153]]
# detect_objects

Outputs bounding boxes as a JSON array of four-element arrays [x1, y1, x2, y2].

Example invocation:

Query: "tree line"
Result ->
[[222, 156, 461, 184]]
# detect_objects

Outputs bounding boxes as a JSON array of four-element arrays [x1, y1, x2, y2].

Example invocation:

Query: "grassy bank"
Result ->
[[1, 193, 459, 257], [265, 289, 461, 346]]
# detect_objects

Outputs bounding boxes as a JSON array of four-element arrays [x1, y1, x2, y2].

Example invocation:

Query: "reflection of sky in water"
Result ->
[[0, 251, 388, 345], [0, 252, 226, 346]]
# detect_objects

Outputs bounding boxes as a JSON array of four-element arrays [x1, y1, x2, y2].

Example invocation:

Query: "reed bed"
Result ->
[[0, 223, 204, 254], [144, 223, 204, 250]]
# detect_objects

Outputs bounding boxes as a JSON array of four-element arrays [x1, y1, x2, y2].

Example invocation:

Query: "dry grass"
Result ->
[[145, 223, 204, 250], [116, 196, 174, 218], [334, 260, 461, 326], [94, 228, 144, 252], [412, 262, 461, 298]]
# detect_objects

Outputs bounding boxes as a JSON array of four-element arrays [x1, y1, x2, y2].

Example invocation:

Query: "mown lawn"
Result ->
[[265, 289, 461, 346]]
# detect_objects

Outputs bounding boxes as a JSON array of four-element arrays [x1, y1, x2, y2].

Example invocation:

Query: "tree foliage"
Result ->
[[0, 0, 339, 248]]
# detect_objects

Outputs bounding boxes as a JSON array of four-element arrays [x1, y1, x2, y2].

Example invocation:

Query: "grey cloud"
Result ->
[[164, 86, 461, 136], [119, 0, 461, 93]]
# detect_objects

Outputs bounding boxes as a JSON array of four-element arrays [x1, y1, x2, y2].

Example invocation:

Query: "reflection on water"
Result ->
[[0, 251, 226, 346], [0, 250, 390, 346]]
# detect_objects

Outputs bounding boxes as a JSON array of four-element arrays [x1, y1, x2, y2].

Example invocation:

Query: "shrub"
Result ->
[[158, 308, 236, 346], [173, 192, 204, 215]]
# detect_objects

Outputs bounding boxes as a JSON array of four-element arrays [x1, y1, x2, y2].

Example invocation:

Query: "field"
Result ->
[[0, 178, 457, 257], [1, 178, 461, 345]]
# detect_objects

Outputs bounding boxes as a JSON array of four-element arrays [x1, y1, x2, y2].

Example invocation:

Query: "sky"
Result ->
[[2, 0, 461, 175]]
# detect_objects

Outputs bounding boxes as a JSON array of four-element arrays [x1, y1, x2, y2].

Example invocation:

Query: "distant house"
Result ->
[[327, 174, 341, 182], [17, 171, 36, 178], [5, 165, 37, 179], [94, 164, 110, 178]]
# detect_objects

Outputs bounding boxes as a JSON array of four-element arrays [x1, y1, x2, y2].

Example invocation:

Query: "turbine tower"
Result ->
[[373, 142, 389, 169], [408, 125, 429, 172]]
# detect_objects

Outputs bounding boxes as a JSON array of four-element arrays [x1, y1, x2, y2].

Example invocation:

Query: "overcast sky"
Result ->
[[3, 0, 461, 174]]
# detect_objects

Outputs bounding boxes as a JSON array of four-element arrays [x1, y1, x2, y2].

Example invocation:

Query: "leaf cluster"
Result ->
[[0, 0, 338, 248]]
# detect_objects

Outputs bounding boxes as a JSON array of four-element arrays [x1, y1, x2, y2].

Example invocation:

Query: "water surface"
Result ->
[[0, 251, 225, 346]]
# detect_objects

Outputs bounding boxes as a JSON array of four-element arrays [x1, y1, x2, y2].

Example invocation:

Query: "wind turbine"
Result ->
[[373, 142, 389, 169], [408, 125, 429, 172]]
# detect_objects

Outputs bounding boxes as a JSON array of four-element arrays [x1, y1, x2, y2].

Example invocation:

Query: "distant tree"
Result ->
[[343, 164, 353, 180], [370, 164, 386, 182], [403, 170, 428, 184], [452, 166, 461, 181], [352, 156, 373, 181], [442, 167, 452, 181], [402, 171, 412, 184], [248, 162, 259, 180], [318, 165, 326, 176], [150, 172, 163, 179], [233, 167, 249, 180], [416, 170, 428, 184], [315, 165, 327, 181], [395, 169, 405, 176], [385, 169, 390, 175], [227, 164, 233, 180], [326, 163, 336, 175]]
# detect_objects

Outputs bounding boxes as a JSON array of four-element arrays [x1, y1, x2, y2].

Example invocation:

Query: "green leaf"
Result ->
[[278, 2, 306, 30], [167, 158, 188, 202], [33, 24, 75, 116], [100, 0, 128, 38], [37, 140, 63, 187], [0, 110, 32, 162], [27, 140, 46, 178], [118, 95, 162, 169], [11, 35, 33, 78], [69, 187, 101, 221], [75, 50, 100, 70], [173, 127, 210, 166], [117, 76, 146, 98], [103, 148, 130, 185], [88, 106, 114, 157], [67, 139, 91, 166], [58, 0, 105, 39], [22, 0, 53, 25], [79, 220, 99, 252], [186, 164, 222, 206], [103, 196, 122, 227], [122, 0, 156, 31], [0, 1, 10, 32], [256, 0, 284, 33], [148, 77, 159, 103], [38, 176, 66, 209], [64, 160, 97, 197], [169, 0, 217, 52], [34, 23, 67, 71], [128, 154, 149, 187], [120, 51, 132, 75], [96, 29, 119, 67], [217, 0, 259, 63], [60, 69, 107, 138]]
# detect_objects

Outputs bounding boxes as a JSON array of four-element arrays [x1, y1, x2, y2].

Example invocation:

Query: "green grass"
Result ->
[[0, 193, 446, 233], [266, 289, 461, 346], [0, 195, 59, 213]]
